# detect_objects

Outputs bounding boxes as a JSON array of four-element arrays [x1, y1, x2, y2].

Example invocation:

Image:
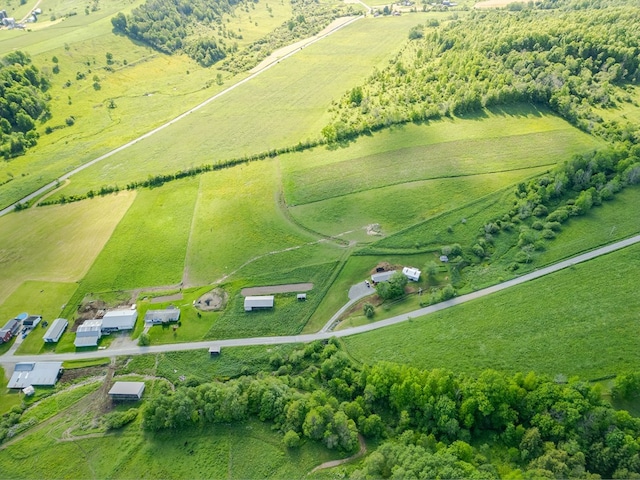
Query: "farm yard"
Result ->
[[1, 0, 640, 477]]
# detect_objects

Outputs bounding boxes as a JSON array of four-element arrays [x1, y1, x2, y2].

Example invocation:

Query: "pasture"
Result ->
[[343, 242, 640, 379], [184, 160, 336, 286], [45, 15, 429, 199], [0, 193, 134, 305]]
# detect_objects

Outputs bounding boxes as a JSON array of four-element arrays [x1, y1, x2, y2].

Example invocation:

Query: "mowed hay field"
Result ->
[[0, 193, 134, 304], [79, 177, 200, 293], [283, 107, 603, 237], [50, 15, 430, 199], [343, 242, 640, 379]]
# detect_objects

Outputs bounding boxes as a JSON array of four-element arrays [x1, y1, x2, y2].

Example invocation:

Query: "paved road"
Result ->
[[0, 15, 363, 217], [3, 234, 638, 363]]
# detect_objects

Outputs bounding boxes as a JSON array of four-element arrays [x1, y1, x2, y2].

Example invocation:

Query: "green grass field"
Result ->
[[0, 193, 134, 304], [79, 178, 199, 293], [184, 161, 324, 286], [43, 15, 429, 200], [344, 242, 640, 379]]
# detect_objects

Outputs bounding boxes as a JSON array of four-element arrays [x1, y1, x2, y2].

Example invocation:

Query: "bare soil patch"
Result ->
[[365, 223, 383, 236], [241, 283, 313, 296], [370, 262, 402, 275], [194, 288, 228, 311], [150, 293, 183, 304]]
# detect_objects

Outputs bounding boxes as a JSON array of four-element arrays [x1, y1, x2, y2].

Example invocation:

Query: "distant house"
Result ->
[[0, 319, 20, 343], [23, 315, 41, 328], [144, 307, 180, 325], [74, 319, 102, 347], [108, 381, 145, 401], [244, 296, 274, 312], [8, 362, 63, 389], [43, 318, 68, 343], [297, 293, 307, 301], [209, 346, 221, 356], [101, 309, 137, 333], [402, 267, 421, 282], [371, 270, 397, 284]]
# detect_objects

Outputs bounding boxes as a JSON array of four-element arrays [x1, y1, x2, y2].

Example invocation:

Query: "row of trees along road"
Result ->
[[0, 51, 50, 159], [139, 340, 640, 478]]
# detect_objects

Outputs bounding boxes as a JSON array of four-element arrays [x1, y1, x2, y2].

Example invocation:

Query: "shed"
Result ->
[[209, 346, 221, 356], [439, 255, 449, 263], [23, 315, 42, 328], [371, 270, 397, 284], [43, 318, 68, 343], [0, 318, 20, 343], [101, 309, 137, 332], [144, 307, 180, 325], [297, 293, 307, 301], [108, 381, 145, 400], [22, 385, 35, 396], [8, 362, 63, 389], [74, 319, 102, 347], [402, 267, 421, 282], [244, 296, 274, 312]]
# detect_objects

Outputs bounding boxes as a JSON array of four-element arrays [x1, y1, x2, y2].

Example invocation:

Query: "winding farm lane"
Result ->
[[0, 15, 363, 217], [2, 234, 639, 363]]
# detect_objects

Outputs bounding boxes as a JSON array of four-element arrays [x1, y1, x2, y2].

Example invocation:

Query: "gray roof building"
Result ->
[[244, 296, 274, 311], [101, 309, 137, 332], [8, 362, 63, 389], [144, 307, 180, 325], [43, 318, 68, 343], [371, 270, 397, 284], [75, 319, 102, 347], [108, 381, 145, 400]]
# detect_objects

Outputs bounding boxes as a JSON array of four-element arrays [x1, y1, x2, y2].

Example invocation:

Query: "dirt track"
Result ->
[[241, 283, 313, 296]]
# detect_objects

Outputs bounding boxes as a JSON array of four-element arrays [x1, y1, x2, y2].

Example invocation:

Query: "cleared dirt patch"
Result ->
[[195, 288, 228, 311], [150, 293, 183, 304], [241, 283, 314, 296]]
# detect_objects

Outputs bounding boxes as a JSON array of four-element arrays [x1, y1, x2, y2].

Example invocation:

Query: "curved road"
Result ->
[[3, 233, 638, 363], [0, 15, 363, 217]]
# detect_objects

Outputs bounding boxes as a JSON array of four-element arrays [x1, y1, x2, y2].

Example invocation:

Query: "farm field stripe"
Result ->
[[2, 233, 639, 363], [0, 15, 363, 218]]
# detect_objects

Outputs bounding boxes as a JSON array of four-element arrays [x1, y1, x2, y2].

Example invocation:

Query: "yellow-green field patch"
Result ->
[[0, 193, 134, 304]]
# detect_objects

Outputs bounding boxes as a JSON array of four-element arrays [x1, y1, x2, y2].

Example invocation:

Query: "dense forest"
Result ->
[[138, 340, 640, 478], [0, 51, 50, 159], [322, 2, 640, 144], [111, 0, 243, 65]]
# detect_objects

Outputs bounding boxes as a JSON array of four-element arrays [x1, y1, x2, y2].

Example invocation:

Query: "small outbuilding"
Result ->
[[371, 270, 397, 284], [8, 362, 63, 389], [23, 315, 42, 328], [75, 319, 102, 347], [108, 381, 145, 400], [297, 293, 307, 301], [22, 385, 35, 396], [402, 267, 421, 282], [244, 296, 274, 312], [209, 346, 221, 356], [144, 307, 180, 325], [101, 309, 137, 333], [43, 318, 68, 343]]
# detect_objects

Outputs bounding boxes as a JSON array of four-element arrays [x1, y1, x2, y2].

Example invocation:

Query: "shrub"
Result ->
[[104, 408, 138, 430], [541, 229, 556, 239], [531, 221, 544, 231], [363, 303, 374, 318], [138, 333, 150, 346], [283, 430, 302, 448]]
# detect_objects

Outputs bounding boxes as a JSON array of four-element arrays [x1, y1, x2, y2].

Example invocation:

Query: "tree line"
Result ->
[[0, 51, 51, 159], [322, 1, 640, 144], [139, 340, 640, 478]]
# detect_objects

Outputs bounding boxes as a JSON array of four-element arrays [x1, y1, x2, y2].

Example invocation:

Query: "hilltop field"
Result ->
[[0, 0, 639, 477]]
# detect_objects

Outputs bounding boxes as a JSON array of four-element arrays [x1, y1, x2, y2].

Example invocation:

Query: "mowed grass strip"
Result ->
[[344, 242, 640, 379], [0, 193, 134, 304], [185, 160, 319, 286], [289, 167, 550, 238], [80, 177, 199, 293], [50, 15, 429, 198], [283, 117, 602, 205]]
